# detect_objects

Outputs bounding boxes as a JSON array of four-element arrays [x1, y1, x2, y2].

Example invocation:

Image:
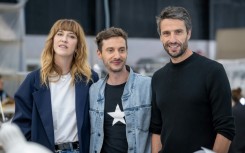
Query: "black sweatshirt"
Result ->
[[150, 52, 235, 153]]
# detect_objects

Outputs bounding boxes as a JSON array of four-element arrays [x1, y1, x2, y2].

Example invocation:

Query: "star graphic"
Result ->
[[108, 104, 126, 126]]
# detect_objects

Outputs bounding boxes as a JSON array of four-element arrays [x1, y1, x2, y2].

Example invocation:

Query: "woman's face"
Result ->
[[53, 30, 78, 59]]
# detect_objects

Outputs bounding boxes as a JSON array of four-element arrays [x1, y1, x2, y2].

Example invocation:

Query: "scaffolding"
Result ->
[[0, 0, 28, 97], [0, 0, 27, 71]]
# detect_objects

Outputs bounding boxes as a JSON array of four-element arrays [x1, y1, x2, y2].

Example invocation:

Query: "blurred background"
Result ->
[[0, 0, 245, 123]]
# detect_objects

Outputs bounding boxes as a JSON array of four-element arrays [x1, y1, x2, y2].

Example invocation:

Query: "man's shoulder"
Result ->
[[195, 53, 221, 65], [134, 72, 151, 79], [90, 78, 105, 88], [133, 72, 151, 84], [152, 64, 169, 77], [196, 55, 224, 71]]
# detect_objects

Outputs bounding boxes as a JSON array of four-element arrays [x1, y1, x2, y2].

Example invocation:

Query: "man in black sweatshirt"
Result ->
[[150, 6, 235, 153]]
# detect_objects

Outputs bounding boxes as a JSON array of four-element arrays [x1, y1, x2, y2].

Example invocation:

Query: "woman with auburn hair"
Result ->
[[12, 19, 98, 153]]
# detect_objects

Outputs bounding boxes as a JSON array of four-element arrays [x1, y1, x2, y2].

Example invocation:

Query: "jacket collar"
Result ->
[[97, 65, 135, 102], [33, 71, 88, 147], [32, 71, 55, 146]]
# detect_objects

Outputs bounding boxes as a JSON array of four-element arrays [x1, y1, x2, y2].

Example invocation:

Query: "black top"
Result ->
[[150, 52, 235, 153], [101, 82, 128, 153]]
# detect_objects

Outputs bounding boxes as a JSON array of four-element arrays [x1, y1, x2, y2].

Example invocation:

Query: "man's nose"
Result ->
[[114, 51, 121, 58], [169, 33, 177, 42]]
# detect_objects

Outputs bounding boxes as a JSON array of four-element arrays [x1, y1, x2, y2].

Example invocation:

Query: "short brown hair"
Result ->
[[95, 27, 128, 51], [156, 6, 192, 35]]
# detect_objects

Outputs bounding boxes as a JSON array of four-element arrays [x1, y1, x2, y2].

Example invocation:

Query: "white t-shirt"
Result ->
[[49, 73, 78, 144]]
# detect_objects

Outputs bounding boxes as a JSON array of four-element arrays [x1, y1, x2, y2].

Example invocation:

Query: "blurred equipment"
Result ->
[[0, 123, 52, 153], [0, 98, 15, 122], [0, 100, 5, 123], [231, 87, 244, 105], [93, 63, 102, 78], [217, 59, 245, 99], [134, 57, 169, 76], [216, 28, 245, 59], [93, 63, 107, 78]]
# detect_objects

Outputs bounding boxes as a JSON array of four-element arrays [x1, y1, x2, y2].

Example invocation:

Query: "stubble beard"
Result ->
[[164, 38, 188, 58]]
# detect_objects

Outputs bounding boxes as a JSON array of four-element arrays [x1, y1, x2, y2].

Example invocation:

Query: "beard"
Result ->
[[163, 38, 188, 58]]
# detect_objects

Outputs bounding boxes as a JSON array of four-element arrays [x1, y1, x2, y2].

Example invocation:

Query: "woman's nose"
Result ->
[[61, 36, 68, 42]]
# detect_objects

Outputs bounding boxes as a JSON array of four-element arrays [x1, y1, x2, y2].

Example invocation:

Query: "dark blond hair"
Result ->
[[40, 19, 92, 86]]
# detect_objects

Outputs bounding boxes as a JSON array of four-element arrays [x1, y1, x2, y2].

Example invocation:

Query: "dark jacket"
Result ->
[[12, 69, 98, 153]]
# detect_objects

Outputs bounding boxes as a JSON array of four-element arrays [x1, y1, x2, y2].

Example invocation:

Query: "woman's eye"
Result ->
[[69, 35, 76, 39]]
